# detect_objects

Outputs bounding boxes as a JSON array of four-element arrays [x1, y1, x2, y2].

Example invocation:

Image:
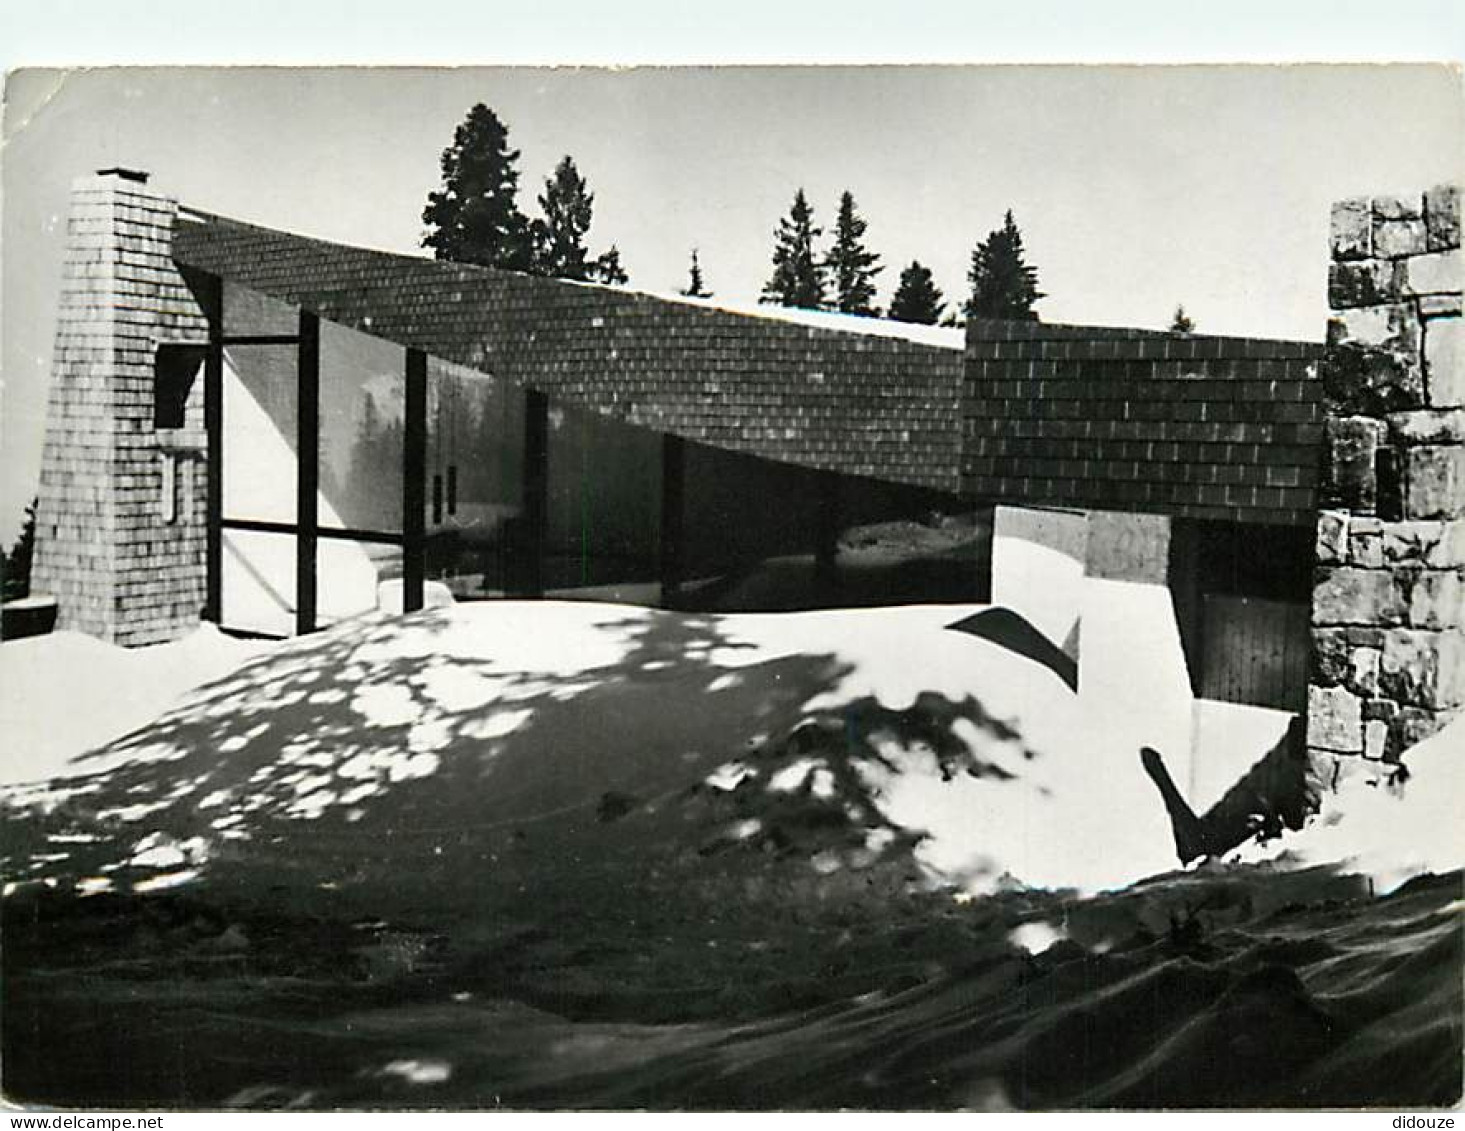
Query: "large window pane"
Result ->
[[319, 321, 404, 533], [221, 528, 296, 637], [318, 539, 404, 627], [425, 359, 524, 599], [679, 442, 988, 612], [222, 344, 298, 523], [223, 281, 299, 337], [546, 402, 661, 597]]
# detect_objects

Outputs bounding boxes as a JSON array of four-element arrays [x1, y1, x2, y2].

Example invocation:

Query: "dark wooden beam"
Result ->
[[660, 433, 686, 607], [402, 349, 428, 613], [295, 310, 320, 635], [517, 389, 549, 598]]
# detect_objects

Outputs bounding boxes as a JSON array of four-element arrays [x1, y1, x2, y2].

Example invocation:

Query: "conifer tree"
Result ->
[[1, 498, 36, 601], [887, 260, 947, 326], [422, 104, 534, 272], [963, 210, 1044, 321], [592, 245, 629, 286], [760, 189, 827, 310], [527, 156, 628, 285], [824, 191, 882, 316], [680, 248, 713, 298], [531, 156, 597, 281]]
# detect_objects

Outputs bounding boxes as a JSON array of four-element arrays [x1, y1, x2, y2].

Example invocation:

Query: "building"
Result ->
[[26, 169, 1465, 817]]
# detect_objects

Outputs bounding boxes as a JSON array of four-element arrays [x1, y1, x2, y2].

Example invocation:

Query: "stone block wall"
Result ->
[[1308, 185, 1465, 762], [30, 172, 211, 647]]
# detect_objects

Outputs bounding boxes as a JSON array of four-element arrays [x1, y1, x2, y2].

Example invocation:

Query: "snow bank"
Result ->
[[988, 508, 1086, 649], [0, 626, 269, 786], [707, 602, 1181, 891], [6, 601, 1194, 897], [15, 599, 1448, 902], [1232, 717, 1465, 893], [1189, 698, 1295, 815]]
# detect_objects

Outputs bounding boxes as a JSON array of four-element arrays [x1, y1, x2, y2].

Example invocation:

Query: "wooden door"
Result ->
[[1198, 595, 1310, 711]]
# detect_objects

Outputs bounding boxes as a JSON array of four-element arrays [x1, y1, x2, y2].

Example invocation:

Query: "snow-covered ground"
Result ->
[[6, 595, 1455, 901], [0, 625, 270, 786], [1230, 716, 1464, 893], [6, 588, 1460, 1111]]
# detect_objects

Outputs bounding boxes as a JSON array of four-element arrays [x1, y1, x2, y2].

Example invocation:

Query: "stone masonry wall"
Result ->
[[31, 173, 211, 647], [1308, 185, 1465, 763]]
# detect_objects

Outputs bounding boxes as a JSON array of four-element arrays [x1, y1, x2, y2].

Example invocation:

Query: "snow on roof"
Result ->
[[635, 290, 966, 350]]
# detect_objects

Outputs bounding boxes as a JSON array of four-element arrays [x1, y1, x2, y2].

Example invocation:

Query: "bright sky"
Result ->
[[2, 48, 1463, 538]]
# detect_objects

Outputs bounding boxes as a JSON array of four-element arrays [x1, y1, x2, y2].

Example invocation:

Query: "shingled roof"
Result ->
[[172, 210, 966, 494], [170, 210, 1328, 522]]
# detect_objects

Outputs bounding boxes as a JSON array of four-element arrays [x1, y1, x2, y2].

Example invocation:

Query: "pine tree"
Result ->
[[592, 245, 629, 286], [887, 260, 947, 326], [531, 156, 597, 281], [760, 189, 827, 310], [680, 248, 713, 298], [963, 210, 1044, 321], [1170, 305, 1195, 334], [824, 191, 882, 315], [422, 103, 534, 272], [526, 156, 628, 285], [1, 498, 36, 601]]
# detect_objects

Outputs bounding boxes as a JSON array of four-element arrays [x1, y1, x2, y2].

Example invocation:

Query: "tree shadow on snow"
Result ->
[[2, 603, 1048, 921]]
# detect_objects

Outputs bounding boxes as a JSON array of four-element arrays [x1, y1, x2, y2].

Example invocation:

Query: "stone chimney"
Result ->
[[1308, 185, 1464, 763], [30, 169, 212, 646]]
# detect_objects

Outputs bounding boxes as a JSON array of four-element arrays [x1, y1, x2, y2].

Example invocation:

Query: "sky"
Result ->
[[2, 17, 1463, 539]]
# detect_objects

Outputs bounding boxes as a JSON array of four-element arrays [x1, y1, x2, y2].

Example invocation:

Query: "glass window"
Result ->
[[221, 528, 297, 637], [424, 359, 524, 599], [223, 281, 299, 337], [319, 321, 404, 534], [317, 539, 404, 627], [221, 344, 298, 523], [546, 402, 661, 596]]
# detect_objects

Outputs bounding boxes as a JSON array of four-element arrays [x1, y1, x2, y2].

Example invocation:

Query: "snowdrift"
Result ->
[[0, 625, 268, 787], [2, 600, 1196, 905], [2, 601, 1461, 1109], [3, 600, 1458, 906], [1232, 716, 1465, 892]]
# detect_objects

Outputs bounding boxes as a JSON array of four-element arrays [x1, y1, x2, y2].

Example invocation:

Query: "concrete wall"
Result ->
[[31, 172, 210, 646], [991, 504, 1317, 815], [989, 506, 1087, 653], [989, 506, 1196, 796], [1085, 510, 1170, 584], [1309, 185, 1465, 764], [1080, 511, 1197, 796]]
